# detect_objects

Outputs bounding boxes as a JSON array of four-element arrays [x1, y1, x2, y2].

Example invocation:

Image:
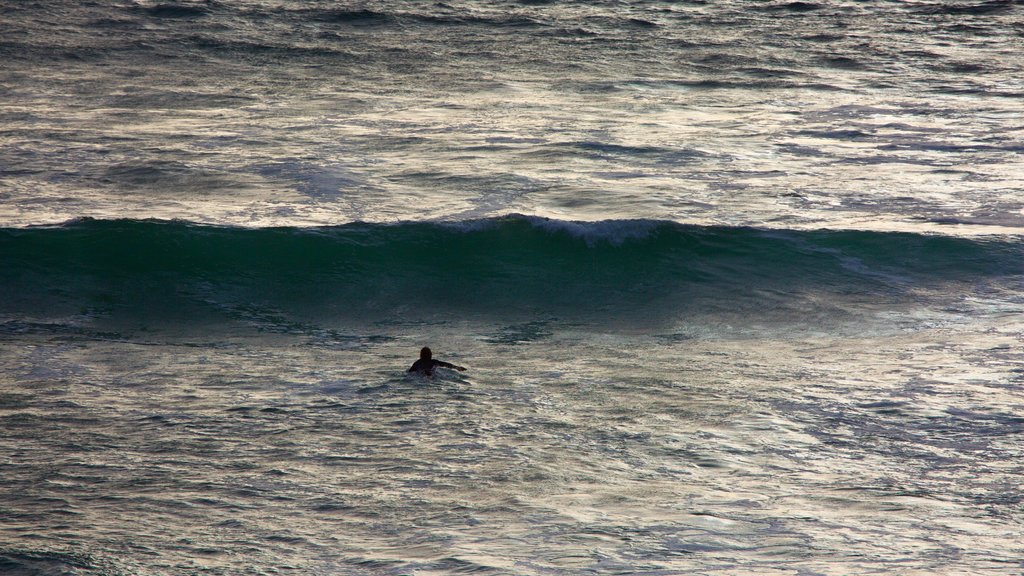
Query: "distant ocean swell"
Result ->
[[1, 215, 1020, 332]]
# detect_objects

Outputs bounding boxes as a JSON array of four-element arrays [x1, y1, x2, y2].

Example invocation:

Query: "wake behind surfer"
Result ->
[[408, 347, 466, 377]]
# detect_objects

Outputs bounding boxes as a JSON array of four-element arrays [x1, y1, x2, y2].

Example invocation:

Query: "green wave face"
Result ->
[[1, 216, 1020, 333]]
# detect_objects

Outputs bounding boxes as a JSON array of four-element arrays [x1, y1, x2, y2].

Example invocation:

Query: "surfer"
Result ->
[[408, 347, 466, 376]]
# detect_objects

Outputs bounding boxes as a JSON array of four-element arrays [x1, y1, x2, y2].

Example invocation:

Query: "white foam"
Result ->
[[441, 213, 665, 245]]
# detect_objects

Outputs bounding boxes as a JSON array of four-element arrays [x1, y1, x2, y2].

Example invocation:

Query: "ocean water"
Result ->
[[1, 1, 1023, 574]]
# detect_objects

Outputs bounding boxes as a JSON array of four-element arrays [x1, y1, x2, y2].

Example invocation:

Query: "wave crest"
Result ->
[[1, 216, 1020, 331]]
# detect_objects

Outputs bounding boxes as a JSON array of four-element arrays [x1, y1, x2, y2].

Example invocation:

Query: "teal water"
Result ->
[[3, 216, 1019, 333]]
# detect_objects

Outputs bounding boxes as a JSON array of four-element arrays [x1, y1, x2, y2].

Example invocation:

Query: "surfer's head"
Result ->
[[420, 347, 432, 360]]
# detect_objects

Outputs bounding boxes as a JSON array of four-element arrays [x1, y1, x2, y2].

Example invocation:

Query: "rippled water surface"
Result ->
[[2, 322, 1023, 574], [1, 1, 1023, 574], [2, 0, 1022, 231]]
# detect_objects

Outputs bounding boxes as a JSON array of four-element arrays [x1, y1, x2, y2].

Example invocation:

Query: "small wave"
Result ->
[[0, 547, 125, 576], [760, 2, 824, 13], [911, 1, 1016, 15], [303, 7, 546, 29], [137, 3, 214, 19], [311, 9, 397, 26]]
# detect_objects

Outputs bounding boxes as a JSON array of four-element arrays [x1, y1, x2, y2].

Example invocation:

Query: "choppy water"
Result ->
[[1, 1, 1023, 575]]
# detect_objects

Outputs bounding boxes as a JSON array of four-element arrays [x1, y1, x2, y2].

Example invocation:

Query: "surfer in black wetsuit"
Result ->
[[408, 347, 466, 376]]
